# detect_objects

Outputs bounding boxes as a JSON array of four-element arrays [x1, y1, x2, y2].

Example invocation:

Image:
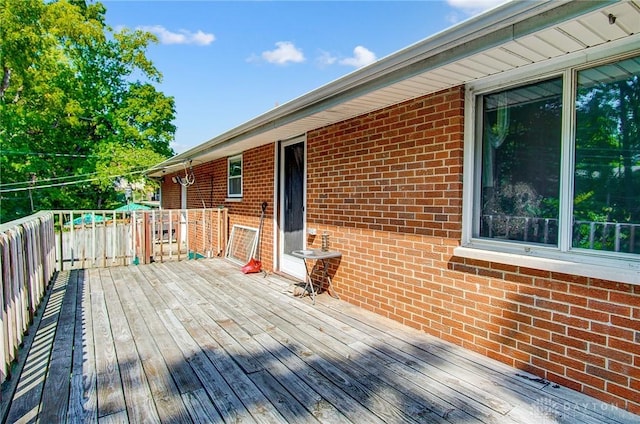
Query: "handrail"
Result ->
[[0, 212, 56, 384]]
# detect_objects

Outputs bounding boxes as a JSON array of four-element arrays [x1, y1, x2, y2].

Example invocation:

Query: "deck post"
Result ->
[[57, 213, 64, 271], [143, 212, 151, 264]]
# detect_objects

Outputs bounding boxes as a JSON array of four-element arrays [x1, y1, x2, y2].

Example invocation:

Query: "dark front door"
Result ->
[[279, 138, 305, 278]]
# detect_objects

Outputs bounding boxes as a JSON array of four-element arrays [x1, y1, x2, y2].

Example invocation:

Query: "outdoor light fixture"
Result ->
[[169, 161, 196, 186], [171, 175, 192, 186]]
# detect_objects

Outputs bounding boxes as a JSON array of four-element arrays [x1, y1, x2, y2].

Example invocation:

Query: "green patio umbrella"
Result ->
[[114, 203, 151, 211], [69, 213, 108, 226]]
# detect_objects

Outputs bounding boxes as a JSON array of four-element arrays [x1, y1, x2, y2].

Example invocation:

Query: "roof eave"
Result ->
[[147, 0, 614, 177]]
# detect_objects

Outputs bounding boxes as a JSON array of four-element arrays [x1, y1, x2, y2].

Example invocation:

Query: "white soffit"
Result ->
[[149, 0, 640, 177], [329, 3, 636, 116]]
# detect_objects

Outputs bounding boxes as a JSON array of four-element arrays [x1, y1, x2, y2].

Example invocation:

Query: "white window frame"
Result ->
[[227, 154, 243, 199], [456, 38, 640, 285]]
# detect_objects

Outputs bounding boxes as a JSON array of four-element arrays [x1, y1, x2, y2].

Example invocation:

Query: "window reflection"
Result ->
[[479, 78, 562, 245], [574, 57, 640, 253]]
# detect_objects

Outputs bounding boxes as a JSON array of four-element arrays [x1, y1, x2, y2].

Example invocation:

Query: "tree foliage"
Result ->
[[573, 70, 640, 252], [574, 76, 640, 223], [0, 0, 175, 223]]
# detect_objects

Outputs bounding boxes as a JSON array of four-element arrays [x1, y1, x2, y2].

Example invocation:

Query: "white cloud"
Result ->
[[339, 46, 377, 68], [446, 0, 509, 15], [316, 50, 337, 67], [138, 25, 215, 46], [190, 30, 216, 45], [261, 41, 305, 65]]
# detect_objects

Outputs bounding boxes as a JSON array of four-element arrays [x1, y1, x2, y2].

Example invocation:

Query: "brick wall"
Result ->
[[162, 144, 275, 270], [226, 144, 274, 270], [160, 176, 182, 209], [307, 87, 463, 238], [306, 87, 640, 414]]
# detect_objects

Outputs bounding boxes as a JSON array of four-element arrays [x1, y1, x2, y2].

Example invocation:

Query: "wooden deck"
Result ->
[[1, 259, 638, 424]]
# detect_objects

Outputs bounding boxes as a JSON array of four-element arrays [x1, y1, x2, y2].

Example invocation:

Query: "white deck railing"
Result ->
[[0, 212, 56, 383], [53, 208, 228, 269]]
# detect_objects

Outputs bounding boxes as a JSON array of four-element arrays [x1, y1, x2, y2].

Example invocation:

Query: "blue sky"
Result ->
[[103, 0, 506, 154]]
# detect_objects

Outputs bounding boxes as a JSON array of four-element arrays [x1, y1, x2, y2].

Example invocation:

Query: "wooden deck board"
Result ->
[[68, 269, 97, 423], [3, 271, 69, 424], [39, 268, 78, 423], [110, 266, 193, 423], [181, 388, 224, 423], [230, 285, 468, 422], [2, 258, 639, 424], [157, 308, 256, 424], [314, 300, 621, 424], [102, 266, 161, 423], [194, 266, 446, 423], [130, 266, 208, 396], [90, 270, 126, 419], [188, 263, 489, 422]]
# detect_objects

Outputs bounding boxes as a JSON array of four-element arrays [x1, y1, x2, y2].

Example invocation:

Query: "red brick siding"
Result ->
[[307, 87, 463, 238], [160, 176, 182, 209], [162, 144, 275, 270], [305, 87, 640, 414]]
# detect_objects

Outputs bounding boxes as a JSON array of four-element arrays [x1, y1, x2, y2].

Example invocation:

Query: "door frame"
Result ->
[[276, 136, 307, 280], [180, 184, 187, 246]]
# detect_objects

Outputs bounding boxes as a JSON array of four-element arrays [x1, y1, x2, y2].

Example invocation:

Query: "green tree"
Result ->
[[0, 0, 175, 223], [573, 61, 639, 252]]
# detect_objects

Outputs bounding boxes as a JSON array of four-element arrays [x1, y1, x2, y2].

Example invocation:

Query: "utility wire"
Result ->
[[0, 170, 148, 193], [0, 171, 102, 188], [0, 177, 104, 192], [0, 150, 99, 158], [0, 163, 153, 189]]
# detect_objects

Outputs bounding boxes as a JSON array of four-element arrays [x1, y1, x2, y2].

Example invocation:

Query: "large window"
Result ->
[[479, 78, 562, 246], [464, 54, 640, 274], [228, 155, 242, 198]]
